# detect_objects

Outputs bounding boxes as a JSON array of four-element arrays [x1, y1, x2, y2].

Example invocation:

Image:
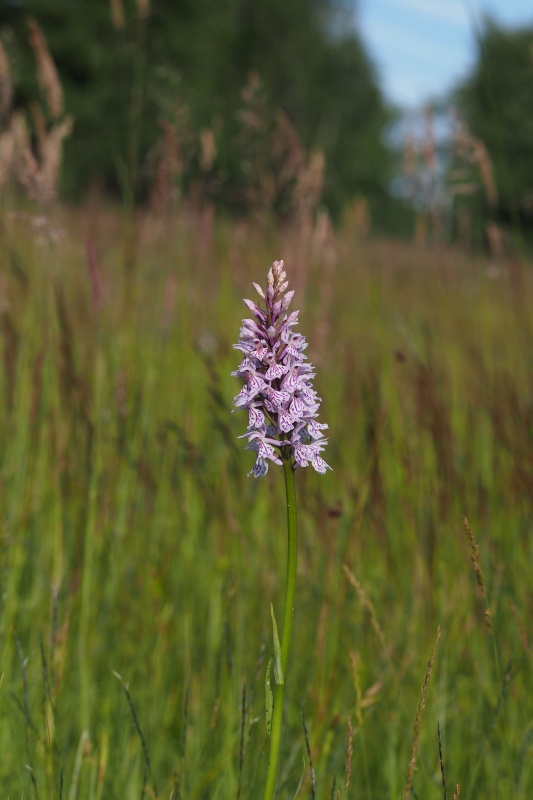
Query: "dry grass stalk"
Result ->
[[450, 114, 502, 255], [149, 120, 182, 214], [453, 785, 461, 799], [1, 113, 31, 189], [0, 39, 12, 119], [109, 0, 125, 30], [137, 0, 151, 20], [316, 601, 329, 665], [0, 124, 16, 187], [451, 114, 497, 206], [403, 625, 441, 800], [343, 564, 386, 649], [20, 115, 73, 203], [349, 651, 364, 728], [438, 721, 447, 800], [199, 128, 216, 173], [343, 196, 371, 237], [301, 708, 316, 798], [0, 39, 15, 187], [27, 18, 64, 120], [344, 717, 354, 789], [462, 516, 493, 635], [0, 21, 73, 201], [485, 221, 503, 260]]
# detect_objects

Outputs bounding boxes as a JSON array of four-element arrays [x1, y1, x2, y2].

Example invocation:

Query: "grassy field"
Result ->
[[0, 202, 532, 799]]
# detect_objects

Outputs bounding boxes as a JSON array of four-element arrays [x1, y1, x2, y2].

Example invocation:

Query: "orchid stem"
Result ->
[[263, 454, 298, 800]]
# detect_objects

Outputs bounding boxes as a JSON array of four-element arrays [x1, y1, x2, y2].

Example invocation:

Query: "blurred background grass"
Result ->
[[0, 205, 532, 798]]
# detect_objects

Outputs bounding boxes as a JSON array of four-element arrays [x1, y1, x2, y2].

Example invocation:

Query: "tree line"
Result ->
[[1, 2, 532, 239]]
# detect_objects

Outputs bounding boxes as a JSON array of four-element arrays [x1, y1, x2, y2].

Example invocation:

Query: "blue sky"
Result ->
[[357, 0, 533, 109]]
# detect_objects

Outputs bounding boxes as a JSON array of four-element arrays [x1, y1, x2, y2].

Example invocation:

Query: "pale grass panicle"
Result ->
[[463, 515, 493, 635], [0, 19, 72, 201], [27, 17, 64, 121], [403, 626, 441, 800]]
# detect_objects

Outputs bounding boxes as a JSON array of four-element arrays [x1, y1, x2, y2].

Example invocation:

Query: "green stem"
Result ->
[[263, 455, 298, 800]]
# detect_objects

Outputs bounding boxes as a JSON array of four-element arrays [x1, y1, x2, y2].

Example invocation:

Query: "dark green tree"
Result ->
[[454, 17, 533, 228], [1, 0, 394, 218]]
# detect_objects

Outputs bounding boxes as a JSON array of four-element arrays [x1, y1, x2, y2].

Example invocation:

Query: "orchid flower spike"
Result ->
[[233, 260, 331, 477]]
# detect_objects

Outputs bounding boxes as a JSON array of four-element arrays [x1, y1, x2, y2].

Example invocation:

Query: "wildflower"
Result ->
[[233, 260, 331, 477]]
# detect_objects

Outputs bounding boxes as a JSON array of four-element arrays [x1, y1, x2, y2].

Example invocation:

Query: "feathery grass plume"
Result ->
[[199, 128, 216, 173], [27, 18, 64, 121], [463, 516, 493, 635], [233, 260, 331, 477], [403, 625, 441, 800], [344, 717, 354, 790], [451, 113, 497, 206], [0, 39, 16, 188], [109, 0, 125, 30], [450, 112, 502, 254], [137, 0, 151, 19], [9, 20, 73, 203], [0, 39, 12, 120], [343, 564, 385, 649]]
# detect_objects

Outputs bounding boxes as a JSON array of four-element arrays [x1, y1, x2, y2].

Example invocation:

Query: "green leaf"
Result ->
[[270, 604, 284, 685], [291, 758, 307, 799]]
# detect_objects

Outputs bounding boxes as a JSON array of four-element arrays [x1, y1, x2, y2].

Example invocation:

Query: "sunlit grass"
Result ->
[[0, 203, 531, 798]]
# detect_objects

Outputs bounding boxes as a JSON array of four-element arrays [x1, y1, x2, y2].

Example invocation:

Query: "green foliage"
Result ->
[[0, 204, 532, 797], [1, 0, 394, 216], [455, 17, 533, 229]]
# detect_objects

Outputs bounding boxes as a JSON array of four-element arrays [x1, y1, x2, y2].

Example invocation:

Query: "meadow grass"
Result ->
[[0, 203, 532, 799]]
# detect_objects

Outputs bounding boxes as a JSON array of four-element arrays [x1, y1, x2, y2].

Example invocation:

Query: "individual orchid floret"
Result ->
[[233, 260, 331, 477]]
